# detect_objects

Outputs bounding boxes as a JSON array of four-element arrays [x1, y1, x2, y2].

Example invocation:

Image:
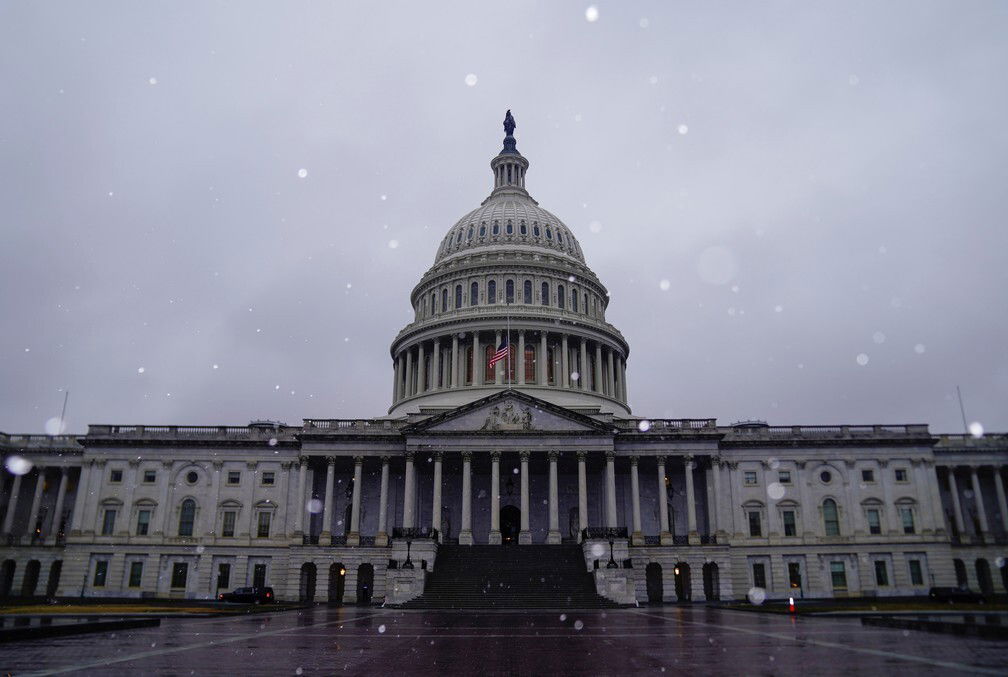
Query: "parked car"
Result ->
[[218, 586, 275, 604], [928, 586, 985, 603]]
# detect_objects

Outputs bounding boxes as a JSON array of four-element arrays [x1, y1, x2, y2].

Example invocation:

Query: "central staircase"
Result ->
[[398, 543, 621, 609]]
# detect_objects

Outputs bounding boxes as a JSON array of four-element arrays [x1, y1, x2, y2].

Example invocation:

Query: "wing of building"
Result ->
[[1, 115, 1006, 606]]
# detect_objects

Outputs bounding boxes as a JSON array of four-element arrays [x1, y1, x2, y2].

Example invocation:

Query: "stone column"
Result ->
[[321, 457, 336, 543], [925, 460, 947, 535], [947, 467, 966, 537], [517, 331, 526, 385], [348, 456, 363, 546], [404, 348, 414, 397], [711, 457, 723, 536], [393, 355, 401, 402], [971, 466, 990, 542], [579, 338, 589, 390], [432, 338, 441, 391], [2, 473, 22, 535], [472, 332, 481, 386], [69, 461, 91, 535], [577, 452, 588, 539], [630, 457, 643, 544], [47, 468, 69, 544], [26, 468, 46, 539], [432, 452, 443, 541], [621, 358, 629, 401], [561, 334, 570, 387], [489, 451, 501, 544], [460, 452, 473, 544], [494, 330, 503, 384], [403, 452, 416, 529], [594, 343, 603, 394], [416, 342, 426, 394], [294, 457, 308, 536], [539, 332, 548, 384], [450, 334, 459, 388], [519, 451, 531, 543], [605, 452, 617, 529], [685, 455, 699, 544], [607, 349, 616, 397], [548, 451, 561, 544], [994, 468, 1008, 534], [376, 456, 390, 546], [657, 456, 671, 544]]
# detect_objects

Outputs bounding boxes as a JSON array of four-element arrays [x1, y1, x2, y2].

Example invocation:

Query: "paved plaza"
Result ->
[[1, 606, 1007, 675]]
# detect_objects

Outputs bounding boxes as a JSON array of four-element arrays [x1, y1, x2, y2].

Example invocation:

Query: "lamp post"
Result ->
[[403, 539, 414, 569], [606, 536, 618, 569]]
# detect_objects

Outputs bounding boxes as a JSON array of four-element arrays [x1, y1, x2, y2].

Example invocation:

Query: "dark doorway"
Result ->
[[357, 563, 374, 605], [21, 560, 40, 597], [976, 559, 994, 596], [500, 505, 520, 544], [674, 562, 691, 602], [46, 560, 62, 598], [0, 560, 15, 598], [299, 563, 317, 602], [645, 563, 663, 604], [954, 558, 968, 587], [328, 563, 345, 605], [702, 562, 720, 601]]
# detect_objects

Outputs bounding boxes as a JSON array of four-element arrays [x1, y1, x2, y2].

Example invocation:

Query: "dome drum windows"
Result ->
[[520, 222, 528, 236], [492, 222, 499, 235], [541, 282, 549, 306], [470, 282, 478, 306], [479, 224, 487, 237], [441, 289, 448, 312], [455, 285, 462, 309], [467, 226, 474, 241], [545, 226, 553, 240], [487, 280, 497, 304], [557, 284, 565, 310], [505, 279, 514, 304], [523, 280, 532, 304], [506, 221, 513, 235]]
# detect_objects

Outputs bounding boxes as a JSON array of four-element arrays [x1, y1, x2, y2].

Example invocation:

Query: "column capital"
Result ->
[[711, 455, 723, 468], [461, 451, 472, 462], [405, 451, 415, 462], [605, 451, 615, 462], [629, 455, 639, 466], [246, 461, 259, 470], [381, 455, 392, 464], [519, 450, 530, 462], [683, 454, 694, 465], [655, 455, 667, 465], [324, 456, 335, 466], [547, 450, 559, 462], [59, 466, 69, 476], [353, 456, 364, 465], [212, 460, 224, 470], [298, 455, 309, 466], [490, 450, 501, 462], [576, 451, 587, 462], [280, 461, 294, 470], [127, 459, 140, 468], [434, 451, 445, 462]]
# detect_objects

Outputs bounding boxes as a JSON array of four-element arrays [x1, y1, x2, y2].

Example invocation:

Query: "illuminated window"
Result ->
[[788, 562, 802, 588], [524, 346, 536, 383]]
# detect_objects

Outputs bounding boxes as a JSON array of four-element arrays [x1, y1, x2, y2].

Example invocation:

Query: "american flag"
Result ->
[[488, 338, 511, 368]]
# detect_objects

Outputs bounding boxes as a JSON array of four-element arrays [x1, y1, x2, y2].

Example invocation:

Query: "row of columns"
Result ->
[[1, 466, 71, 545], [392, 330, 628, 403], [943, 465, 1008, 543]]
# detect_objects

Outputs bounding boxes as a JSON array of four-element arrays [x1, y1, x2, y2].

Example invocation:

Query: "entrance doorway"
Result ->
[[299, 563, 317, 602], [702, 562, 720, 601], [500, 505, 521, 544], [674, 562, 691, 602], [21, 560, 40, 597], [645, 563, 663, 604], [46, 560, 62, 598], [357, 563, 374, 605], [328, 563, 345, 605]]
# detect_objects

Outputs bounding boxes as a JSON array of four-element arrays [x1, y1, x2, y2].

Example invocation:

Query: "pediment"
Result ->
[[406, 390, 608, 434]]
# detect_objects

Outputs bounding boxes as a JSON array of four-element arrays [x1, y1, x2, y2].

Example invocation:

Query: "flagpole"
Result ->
[[506, 300, 512, 386]]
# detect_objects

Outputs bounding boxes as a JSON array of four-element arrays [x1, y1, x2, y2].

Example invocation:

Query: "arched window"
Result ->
[[823, 499, 840, 536], [520, 222, 528, 235], [523, 280, 532, 304], [492, 222, 499, 235], [558, 231, 564, 245], [487, 280, 496, 304], [455, 285, 462, 309], [584, 293, 589, 315], [484, 345, 495, 382], [524, 345, 536, 383], [533, 224, 541, 237], [571, 290, 578, 313], [479, 224, 486, 237], [467, 226, 474, 241], [456, 230, 462, 244], [178, 499, 196, 537], [441, 289, 448, 312], [557, 284, 566, 310], [505, 280, 514, 304], [470, 282, 478, 306], [545, 226, 553, 240], [430, 291, 436, 315], [541, 282, 549, 306], [506, 221, 513, 235]]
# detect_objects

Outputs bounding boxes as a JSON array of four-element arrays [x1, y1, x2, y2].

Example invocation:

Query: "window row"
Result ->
[[439, 220, 583, 259], [106, 468, 277, 486], [744, 499, 917, 538], [742, 466, 912, 487], [417, 279, 601, 319], [99, 500, 276, 539]]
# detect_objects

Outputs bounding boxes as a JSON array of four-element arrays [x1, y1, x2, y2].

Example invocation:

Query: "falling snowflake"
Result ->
[[584, 6, 598, 22], [464, 73, 478, 87], [659, 279, 670, 291], [298, 168, 308, 178], [969, 422, 984, 439], [677, 124, 689, 135], [856, 353, 869, 366]]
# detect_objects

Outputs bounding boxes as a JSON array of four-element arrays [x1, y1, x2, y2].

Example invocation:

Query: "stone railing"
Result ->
[[934, 433, 1008, 451], [86, 424, 297, 441], [0, 433, 81, 450], [725, 424, 931, 440], [582, 527, 628, 540], [391, 527, 439, 540], [614, 419, 718, 432], [303, 419, 399, 432]]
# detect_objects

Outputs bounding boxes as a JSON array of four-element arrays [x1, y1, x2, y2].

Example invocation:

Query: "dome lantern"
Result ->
[[489, 109, 530, 199]]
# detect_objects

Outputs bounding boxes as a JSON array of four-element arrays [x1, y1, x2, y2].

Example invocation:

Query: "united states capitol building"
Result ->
[[2, 114, 1006, 607]]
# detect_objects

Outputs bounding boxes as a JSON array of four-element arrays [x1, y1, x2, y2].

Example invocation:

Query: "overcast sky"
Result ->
[[1, 1, 1005, 436]]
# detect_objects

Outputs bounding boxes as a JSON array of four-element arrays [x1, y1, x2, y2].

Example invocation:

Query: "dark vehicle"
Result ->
[[929, 586, 985, 603], [217, 586, 275, 604]]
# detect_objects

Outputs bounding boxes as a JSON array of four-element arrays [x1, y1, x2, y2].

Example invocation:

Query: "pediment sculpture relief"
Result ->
[[480, 403, 533, 431]]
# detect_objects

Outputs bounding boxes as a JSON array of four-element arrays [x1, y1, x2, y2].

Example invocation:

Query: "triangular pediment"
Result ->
[[404, 390, 610, 434]]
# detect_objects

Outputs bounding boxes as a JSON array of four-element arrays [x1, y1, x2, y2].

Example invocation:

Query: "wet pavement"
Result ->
[[1, 605, 1007, 675]]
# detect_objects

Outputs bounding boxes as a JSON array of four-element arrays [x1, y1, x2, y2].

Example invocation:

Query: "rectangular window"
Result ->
[[261, 471, 275, 486], [874, 560, 889, 586], [143, 470, 157, 483], [93, 560, 108, 587], [128, 561, 143, 587], [895, 468, 908, 482], [217, 563, 231, 590], [110, 469, 123, 483], [909, 560, 924, 586], [830, 561, 847, 589], [136, 509, 151, 536], [257, 512, 271, 538], [867, 509, 882, 535], [171, 562, 188, 589], [788, 562, 802, 589], [752, 562, 766, 589], [900, 507, 915, 534], [222, 511, 236, 538], [778, 470, 791, 484], [744, 471, 758, 486], [252, 563, 267, 589], [861, 469, 875, 483], [101, 509, 116, 535], [782, 510, 797, 537], [748, 511, 762, 537], [227, 471, 241, 485]]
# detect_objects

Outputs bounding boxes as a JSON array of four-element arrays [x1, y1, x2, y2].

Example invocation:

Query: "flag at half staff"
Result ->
[[489, 338, 511, 368]]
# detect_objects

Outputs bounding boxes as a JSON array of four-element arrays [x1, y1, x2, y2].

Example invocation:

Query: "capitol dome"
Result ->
[[389, 111, 630, 417]]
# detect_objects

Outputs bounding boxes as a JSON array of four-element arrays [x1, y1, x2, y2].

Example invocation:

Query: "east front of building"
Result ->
[[1, 114, 1006, 606]]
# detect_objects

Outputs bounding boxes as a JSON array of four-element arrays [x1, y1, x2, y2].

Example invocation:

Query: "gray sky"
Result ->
[[1, 1, 1006, 435]]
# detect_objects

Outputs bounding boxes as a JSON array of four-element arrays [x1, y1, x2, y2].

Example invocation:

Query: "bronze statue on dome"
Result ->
[[504, 109, 516, 137]]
